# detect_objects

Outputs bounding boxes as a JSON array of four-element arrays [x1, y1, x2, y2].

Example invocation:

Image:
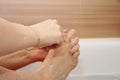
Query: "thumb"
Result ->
[[45, 49, 55, 60]]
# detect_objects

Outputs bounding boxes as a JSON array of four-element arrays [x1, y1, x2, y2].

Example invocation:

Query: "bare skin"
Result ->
[[0, 48, 47, 70], [0, 66, 40, 80], [0, 17, 63, 55], [0, 29, 79, 70], [0, 29, 79, 80], [35, 29, 80, 80]]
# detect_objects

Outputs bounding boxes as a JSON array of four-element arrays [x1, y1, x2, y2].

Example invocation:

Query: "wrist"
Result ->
[[25, 26, 39, 47], [13, 49, 36, 66], [28, 27, 40, 47], [22, 49, 37, 63], [10, 22, 39, 48]]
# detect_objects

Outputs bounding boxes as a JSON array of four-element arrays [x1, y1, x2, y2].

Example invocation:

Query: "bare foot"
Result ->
[[34, 29, 80, 80]]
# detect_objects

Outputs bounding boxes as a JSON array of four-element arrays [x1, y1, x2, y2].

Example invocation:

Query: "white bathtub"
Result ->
[[19, 38, 120, 80]]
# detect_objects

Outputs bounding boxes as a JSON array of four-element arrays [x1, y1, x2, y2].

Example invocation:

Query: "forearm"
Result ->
[[0, 17, 38, 55], [0, 50, 33, 70]]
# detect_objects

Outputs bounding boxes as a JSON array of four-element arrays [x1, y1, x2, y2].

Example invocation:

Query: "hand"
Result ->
[[28, 44, 60, 62], [34, 29, 80, 80], [30, 19, 63, 48], [27, 48, 48, 62]]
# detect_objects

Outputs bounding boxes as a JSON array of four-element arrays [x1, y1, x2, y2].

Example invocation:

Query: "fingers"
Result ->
[[44, 49, 55, 61], [41, 44, 59, 51]]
